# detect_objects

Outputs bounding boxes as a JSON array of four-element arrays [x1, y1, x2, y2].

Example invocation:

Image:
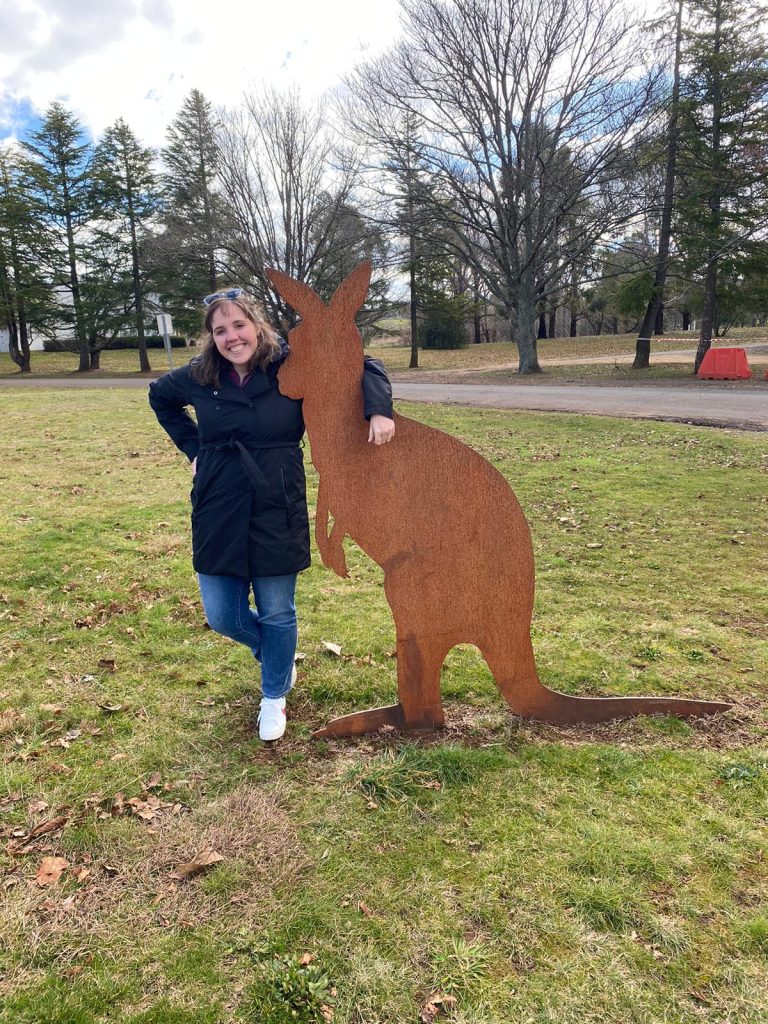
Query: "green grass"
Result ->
[[0, 390, 766, 1022]]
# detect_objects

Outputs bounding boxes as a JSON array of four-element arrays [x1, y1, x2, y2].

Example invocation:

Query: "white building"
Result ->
[[0, 327, 44, 353]]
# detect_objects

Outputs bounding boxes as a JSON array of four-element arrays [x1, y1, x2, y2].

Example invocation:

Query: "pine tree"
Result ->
[[94, 118, 159, 371], [676, 0, 768, 371], [156, 89, 224, 334], [633, 0, 685, 369], [0, 149, 49, 373], [21, 102, 95, 371]]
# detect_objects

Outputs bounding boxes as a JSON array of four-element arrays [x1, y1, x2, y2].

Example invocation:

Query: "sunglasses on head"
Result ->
[[202, 288, 244, 307]]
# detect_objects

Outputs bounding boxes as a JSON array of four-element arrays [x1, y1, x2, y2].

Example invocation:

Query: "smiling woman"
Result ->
[[148, 286, 395, 742], [193, 290, 284, 386]]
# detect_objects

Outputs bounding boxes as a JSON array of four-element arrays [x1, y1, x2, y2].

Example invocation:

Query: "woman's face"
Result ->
[[210, 302, 260, 372]]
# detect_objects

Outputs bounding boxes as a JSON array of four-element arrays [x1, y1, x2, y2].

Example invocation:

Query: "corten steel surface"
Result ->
[[266, 262, 731, 738]]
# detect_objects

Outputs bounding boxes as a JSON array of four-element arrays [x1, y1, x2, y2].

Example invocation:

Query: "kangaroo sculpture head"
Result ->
[[265, 262, 371, 401]]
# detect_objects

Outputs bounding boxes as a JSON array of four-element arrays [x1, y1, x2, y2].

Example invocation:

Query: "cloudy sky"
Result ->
[[0, 0, 402, 146]]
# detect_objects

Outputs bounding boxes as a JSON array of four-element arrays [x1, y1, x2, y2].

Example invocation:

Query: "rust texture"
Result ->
[[266, 262, 731, 738]]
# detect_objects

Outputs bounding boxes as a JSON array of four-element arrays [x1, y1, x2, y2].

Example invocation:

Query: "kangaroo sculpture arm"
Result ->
[[316, 479, 349, 579]]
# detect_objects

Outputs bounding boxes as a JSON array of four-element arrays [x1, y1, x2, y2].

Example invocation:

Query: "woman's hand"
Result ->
[[191, 457, 197, 477], [368, 415, 395, 445]]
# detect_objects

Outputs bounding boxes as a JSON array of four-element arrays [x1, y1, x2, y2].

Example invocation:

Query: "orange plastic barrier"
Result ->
[[697, 347, 752, 380]]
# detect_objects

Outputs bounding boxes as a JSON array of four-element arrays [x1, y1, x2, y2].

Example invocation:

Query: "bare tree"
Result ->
[[347, 0, 658, 373], [216, 87, 379, 327]]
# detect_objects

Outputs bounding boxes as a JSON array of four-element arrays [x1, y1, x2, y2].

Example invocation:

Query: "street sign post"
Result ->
[[156, 313, 174, 370]]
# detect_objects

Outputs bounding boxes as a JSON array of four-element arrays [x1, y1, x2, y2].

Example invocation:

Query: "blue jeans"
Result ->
[[197, 573, 297, 699]]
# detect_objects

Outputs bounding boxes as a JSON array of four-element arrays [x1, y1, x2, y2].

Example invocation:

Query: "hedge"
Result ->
[[44, 335, 188, 352]]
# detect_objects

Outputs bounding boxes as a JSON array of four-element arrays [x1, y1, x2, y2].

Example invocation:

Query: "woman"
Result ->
[[148, 287, 395, 741]]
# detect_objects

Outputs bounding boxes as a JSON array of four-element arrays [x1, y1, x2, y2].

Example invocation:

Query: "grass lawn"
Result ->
[[3, 328, 766, 379], [1, 391, 766, 1023]]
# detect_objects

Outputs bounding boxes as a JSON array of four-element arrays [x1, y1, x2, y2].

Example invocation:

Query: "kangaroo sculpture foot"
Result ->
[[312, 702, 445, 739]]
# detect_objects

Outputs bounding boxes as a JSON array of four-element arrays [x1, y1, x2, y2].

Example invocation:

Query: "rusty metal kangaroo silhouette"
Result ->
[[266, 262, 730, 739]]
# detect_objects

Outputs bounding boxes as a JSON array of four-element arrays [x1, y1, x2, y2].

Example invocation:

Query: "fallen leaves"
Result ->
[[7, 815, 69, 855], [321, 641, 379, 666], [36, 855, 69, 887], [170, 847, 224, 881], [420, 992, 457, 1022]]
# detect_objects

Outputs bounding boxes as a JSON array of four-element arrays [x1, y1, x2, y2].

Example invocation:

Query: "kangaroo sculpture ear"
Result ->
[[329, 261, 372, 323], [265, 268, 326, 322]]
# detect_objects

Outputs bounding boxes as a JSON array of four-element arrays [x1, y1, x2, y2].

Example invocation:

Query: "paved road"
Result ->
[[2, 375, 765, 431], [393, 382, 767, 431]]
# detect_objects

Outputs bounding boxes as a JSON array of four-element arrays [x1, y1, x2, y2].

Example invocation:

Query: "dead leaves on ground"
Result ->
[[36, 856, 68, 887], [3, 774, 188, 863], [170, 847, 224, 881], [6, 814, 70, 856], [2, 784, 305, 939], [321, 640, 380, 666], [420, 992, 457, 1022]]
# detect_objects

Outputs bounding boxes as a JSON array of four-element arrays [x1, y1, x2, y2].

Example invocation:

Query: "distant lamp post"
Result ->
[[156, 313, 174, 370]]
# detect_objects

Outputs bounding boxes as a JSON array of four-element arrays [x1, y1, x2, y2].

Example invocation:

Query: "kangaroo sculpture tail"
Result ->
[[265, 261, 732, 738]]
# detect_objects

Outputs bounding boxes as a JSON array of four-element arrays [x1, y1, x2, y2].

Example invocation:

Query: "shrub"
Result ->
[[43, 335, 187, 352]]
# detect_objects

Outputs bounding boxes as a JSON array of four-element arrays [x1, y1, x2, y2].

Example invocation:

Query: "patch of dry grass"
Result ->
[[2, 782, 306, 989]]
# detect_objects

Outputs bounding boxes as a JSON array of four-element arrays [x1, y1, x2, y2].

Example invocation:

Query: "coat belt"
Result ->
[[198, 438, 301, 492]]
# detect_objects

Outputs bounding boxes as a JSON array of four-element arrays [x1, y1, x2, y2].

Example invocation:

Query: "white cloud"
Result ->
[[0, 0, 401, 145]]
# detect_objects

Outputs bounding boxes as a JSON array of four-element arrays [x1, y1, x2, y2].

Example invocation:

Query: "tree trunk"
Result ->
[[124, 162, 152, 374], [63, 204, 89, 372], [409, 259, 418, 369], [654, 303, 664, 335], [695, 259, 718, 373], [7, 227, 33, 373], [682, 310, 691, 330], [6, 319, 30, 373], [89, 348, 101, 370], [694, 0, 724, 376], [472, 270, 482, 343], [516, 286, 542, 374], [548, 305, 557, 339], [633, 0, 683, 370], [537, 313, 547, 339]]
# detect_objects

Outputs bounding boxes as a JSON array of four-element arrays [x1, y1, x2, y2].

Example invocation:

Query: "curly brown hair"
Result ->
[[190, 291, 282, 387]]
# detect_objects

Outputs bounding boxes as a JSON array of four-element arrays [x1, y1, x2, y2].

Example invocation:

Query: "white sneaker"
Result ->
[[258, 696, 287, 741]]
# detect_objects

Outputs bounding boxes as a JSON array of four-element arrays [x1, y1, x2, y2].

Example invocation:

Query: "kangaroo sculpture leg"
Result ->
[[312, 602, 448, 739]]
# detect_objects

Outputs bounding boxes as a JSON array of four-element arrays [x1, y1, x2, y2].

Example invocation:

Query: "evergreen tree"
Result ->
[[94, 118, 160, 371], [21, 102, 94, 371], [0, 149, 49, 373], [633, 0, 685, 368], [676, 0, 768, 371], [156, 89, 224, 335], [389, 114, 432, 368]]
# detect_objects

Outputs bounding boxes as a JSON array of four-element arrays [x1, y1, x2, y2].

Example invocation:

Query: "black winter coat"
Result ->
[[148, 341, 393, 578]]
